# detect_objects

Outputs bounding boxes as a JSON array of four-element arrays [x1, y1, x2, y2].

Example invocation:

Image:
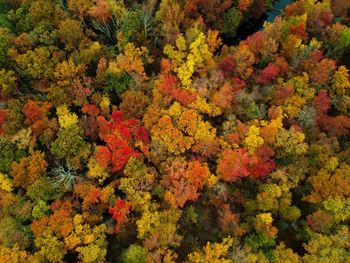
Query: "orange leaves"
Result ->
[[232, 43, 255, 80], [309, 58, 336, 84], [74, 182, 113, 221], [11, 151, 47, 189], [88, 0, 112, 25], [22, 100, 52, 136], [320, 116, 350, 136], [151, 115, 194, 155], [109, 43, 152, 80], [217, 146, 275, 182], [164, 160, 210, 208], [289, 22, 308, 41], [237, 0, 252, 12], [95, 146, 111, 168], [213, 83, 237, 109], [217, 148, 250, 182], [32, 199, 74, 238], [185, 160, 210, 189], [157, 74, 196, 105]]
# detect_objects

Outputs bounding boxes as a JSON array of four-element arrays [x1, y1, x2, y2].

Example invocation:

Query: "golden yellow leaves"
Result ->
[[164, 31, 215, 88], [108, 43, 153, 79], [332, 66, 350, 96], [151, 102, 217, 155], [56, 105, 78, 129], [152, 115, 194, 155], [188, 237, 234, 263], [243, 125, 264, 153], [0, 173, 13, 192]]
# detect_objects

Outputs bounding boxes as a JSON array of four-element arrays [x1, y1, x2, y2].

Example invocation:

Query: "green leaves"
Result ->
[[104, 71, 130, 95], [221, 8, 241, 37]]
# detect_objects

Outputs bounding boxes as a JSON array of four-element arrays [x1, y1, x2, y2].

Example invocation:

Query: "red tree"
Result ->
[[256, 63, 280, 84]]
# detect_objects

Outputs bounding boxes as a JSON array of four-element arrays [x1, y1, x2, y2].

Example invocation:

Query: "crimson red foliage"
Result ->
[[245, 31, 264, 55], [314, 90, 350, 136], [256, 63, 280, 84], [95, 111, 149, 173], [248, 145, 276, 178], [219, 55, 235, 78], [314, 90, 330, 115], [109, 198, 131, 232], [158, 74, 196, 105], [0, 109, 7, 134]]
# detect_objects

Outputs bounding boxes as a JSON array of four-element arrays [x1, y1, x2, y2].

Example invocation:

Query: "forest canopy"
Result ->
[[0, 0, 350, 262]]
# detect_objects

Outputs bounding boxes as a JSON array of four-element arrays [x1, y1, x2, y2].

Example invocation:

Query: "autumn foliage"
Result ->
[[1, 0, 350, 262]]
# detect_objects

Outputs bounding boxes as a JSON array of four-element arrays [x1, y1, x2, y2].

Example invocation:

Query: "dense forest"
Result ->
[[1, 0, 350, 262]]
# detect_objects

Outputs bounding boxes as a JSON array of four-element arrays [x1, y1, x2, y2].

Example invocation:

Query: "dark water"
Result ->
[[221, 0, 295, 46], [266, 0, 295, 22]]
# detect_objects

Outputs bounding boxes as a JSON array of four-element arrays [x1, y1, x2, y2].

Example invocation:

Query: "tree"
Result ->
[[88, 0, 112, 25], [274, 128, 308, 159], [303, 226, 350, 262], [34, 230, 67, 262], [232, 43, 255, 80], [0, 27, 13, 66], [66, 215, 107, 263], [118, 10, 142, 50], [121, 244, 148, 263], [218, 55, 234, 78], [119, 157, 156, 212], [304, 164, 350, 204], [120, 90, 150, 119], [164, 160, 211, 208], [332, 65, 350, 96], [151, 115, 194, 155], [108, 42, 152, 80], [273, 242, 300, 263], [256, 63, 280, 84], [58, 18, 86, 51], [95, 111, 147, 173], [22, 100, 52, 137], [50, 124, 90, 164], [96, 133, 139, 173], [243, 125, 264, 153], [0, 69, 17, 96], [108, 198, 131, 232], [0, 136, 25, 173], [187, 237, 234, 263], [15, 47, 56, 79], [11, 151, 47, 189], [0, 245, 31, 263], [163, 30, 217, 87], [156, 0, 184, 44], [217, 148, 250, 182], [221, 8, 241, 37], [157, 74, 196, 106], [308, 58, 336, 85]]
